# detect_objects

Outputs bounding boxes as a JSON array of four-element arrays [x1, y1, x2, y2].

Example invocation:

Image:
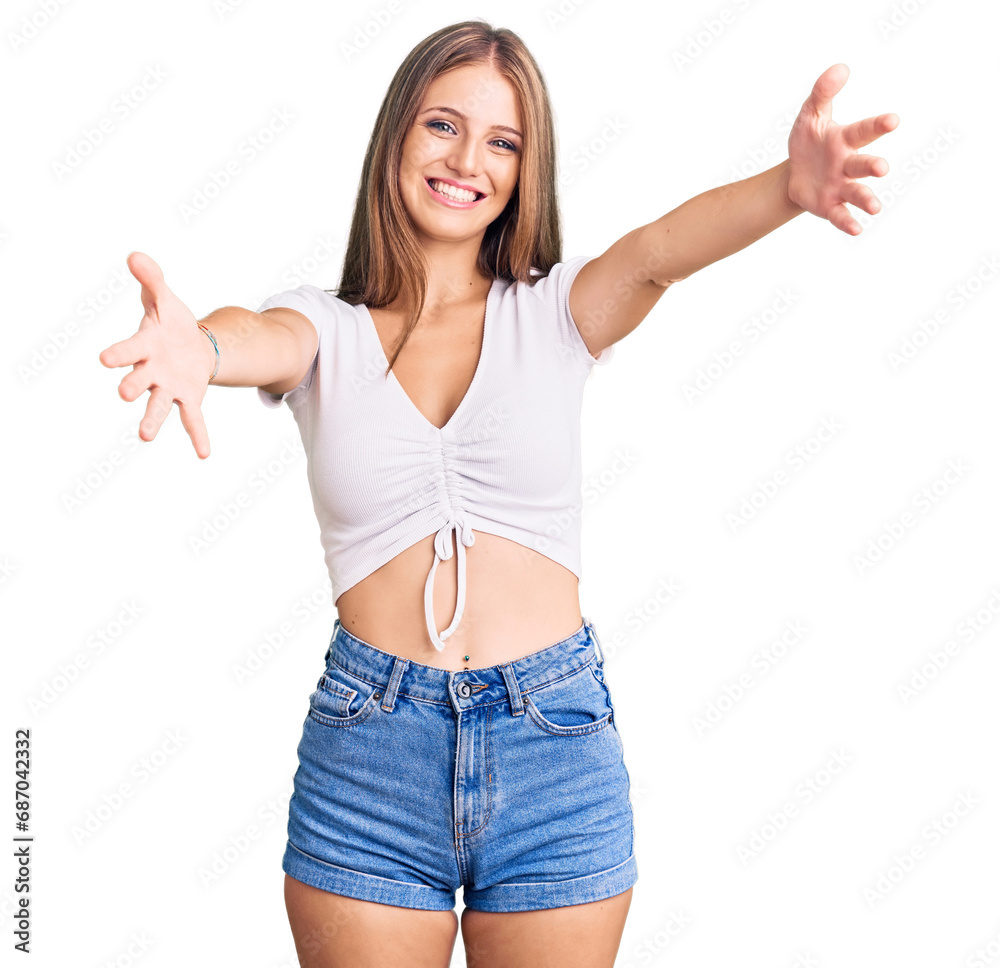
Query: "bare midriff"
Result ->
[[335, 531, 585, 671]]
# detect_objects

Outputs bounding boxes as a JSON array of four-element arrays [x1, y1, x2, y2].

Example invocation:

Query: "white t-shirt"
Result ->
[[257, 255, 614, 651]]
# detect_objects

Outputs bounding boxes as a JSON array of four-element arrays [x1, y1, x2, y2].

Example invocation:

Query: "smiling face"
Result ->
[[398, 61, 523, 250]]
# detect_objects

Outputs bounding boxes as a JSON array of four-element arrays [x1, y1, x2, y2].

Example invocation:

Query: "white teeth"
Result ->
[[429, 179, 479, 202]]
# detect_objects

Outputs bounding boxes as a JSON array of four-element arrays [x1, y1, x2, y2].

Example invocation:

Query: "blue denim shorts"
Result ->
[[282, 616, 638, 913]]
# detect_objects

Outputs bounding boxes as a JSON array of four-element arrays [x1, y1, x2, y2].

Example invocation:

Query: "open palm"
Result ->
[[99, 251, 215, 459], [787, 63, 900, 236]]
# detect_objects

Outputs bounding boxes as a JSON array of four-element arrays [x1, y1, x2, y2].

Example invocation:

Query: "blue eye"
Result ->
[[425, 120, 518, 152]]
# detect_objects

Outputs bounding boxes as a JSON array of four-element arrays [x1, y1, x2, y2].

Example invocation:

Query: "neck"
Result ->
[[393, 239, 494, 318]]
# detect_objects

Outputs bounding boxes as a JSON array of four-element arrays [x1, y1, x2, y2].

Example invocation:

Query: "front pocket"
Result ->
[[307, 667, 382, 728], [522, 662, 614, 737]]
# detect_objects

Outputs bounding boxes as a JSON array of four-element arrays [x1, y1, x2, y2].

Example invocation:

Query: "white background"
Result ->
[[3, 0, 999, 965]]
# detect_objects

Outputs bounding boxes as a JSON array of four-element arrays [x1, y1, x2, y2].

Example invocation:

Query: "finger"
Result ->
[[177, 400, 211, 460], [127, 251, 174, 318], [844, 154, 889, 179], [842, 182, 881, 215], [118, 361, 153, 402], [842, 113, 900, 151], [827, 201, 862, 236], [138, 387, 175, 443], [803, 63, 850, 122], [99, 330, 148, 370]]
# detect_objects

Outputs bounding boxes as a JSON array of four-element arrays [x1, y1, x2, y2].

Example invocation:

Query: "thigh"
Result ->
[[284, 874, 459, 968], [460, 887, 633, 968]]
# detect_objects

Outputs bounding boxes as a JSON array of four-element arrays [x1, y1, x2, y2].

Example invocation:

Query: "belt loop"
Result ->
[[585, 617, 606, 666], [325, 619, 341, 663], [381, 656, 408, 713], [499, 662, 524, 717]]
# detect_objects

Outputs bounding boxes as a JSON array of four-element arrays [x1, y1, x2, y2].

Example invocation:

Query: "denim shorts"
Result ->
[[282, 616, 638, 913]]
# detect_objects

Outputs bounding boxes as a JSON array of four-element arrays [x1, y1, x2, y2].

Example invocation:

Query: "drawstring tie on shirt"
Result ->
[[423, 514, 476, 652]]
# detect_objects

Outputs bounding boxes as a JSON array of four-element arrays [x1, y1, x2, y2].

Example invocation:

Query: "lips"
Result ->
[[425, 178, 485, 201]]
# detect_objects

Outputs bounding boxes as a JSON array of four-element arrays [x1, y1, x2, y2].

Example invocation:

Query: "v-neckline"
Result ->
[[359, 278, 499, 433]]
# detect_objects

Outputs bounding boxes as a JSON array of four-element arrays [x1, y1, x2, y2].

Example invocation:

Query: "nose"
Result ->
[[446, 136, 483, 180]]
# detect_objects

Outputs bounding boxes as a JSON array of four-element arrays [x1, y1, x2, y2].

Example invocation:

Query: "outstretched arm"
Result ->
[[641, 157, 804, 287], [569, 63, 900, 360], [99, 252, 318, 459]]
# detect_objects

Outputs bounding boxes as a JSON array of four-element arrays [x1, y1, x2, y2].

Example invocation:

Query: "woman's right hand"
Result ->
[[99, 251, 215, 459]]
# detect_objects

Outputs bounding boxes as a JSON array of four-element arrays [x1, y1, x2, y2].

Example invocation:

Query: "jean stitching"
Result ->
[[308, 690, 381, 728], [456, 703, 494, 837], [519, 657, 595, 697], [287, 841, 444, 891], [328, 658, 385, 691], [319, 675, 357, 704], [522, 695, 613, 736]]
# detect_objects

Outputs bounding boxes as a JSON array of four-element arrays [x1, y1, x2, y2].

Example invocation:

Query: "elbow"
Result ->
[[638, 225, 690, 288], [656, 273, 686, 288]]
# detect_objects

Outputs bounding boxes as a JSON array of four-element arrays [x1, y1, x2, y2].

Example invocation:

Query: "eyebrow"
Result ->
[[419, 105, 523, 141]]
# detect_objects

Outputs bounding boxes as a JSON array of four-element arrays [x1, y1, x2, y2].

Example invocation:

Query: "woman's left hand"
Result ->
[[786, 63, 900, 236]]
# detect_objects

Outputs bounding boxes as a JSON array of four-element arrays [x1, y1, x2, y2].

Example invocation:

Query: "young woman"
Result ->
[[99, 20, 897, 968]]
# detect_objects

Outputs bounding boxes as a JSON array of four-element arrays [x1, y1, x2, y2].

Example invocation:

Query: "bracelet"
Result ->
[[198, 324, 220, 384]]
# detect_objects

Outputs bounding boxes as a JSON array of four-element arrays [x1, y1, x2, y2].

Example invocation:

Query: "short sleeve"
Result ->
[[255, 284, 328, 409], [550, 255, 616, 368]]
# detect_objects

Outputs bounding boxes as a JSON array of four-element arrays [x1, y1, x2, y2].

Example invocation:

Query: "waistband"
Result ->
[[323, 616, 606, 714]]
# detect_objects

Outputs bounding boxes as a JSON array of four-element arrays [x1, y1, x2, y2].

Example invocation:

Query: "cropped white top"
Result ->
[[257, 255, 614, 651]]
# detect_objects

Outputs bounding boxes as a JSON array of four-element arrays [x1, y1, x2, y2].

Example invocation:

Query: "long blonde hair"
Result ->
[[333, 19, 563, 374]]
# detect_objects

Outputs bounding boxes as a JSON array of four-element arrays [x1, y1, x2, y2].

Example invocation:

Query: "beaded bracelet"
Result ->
[[198, 324, 220, 384]]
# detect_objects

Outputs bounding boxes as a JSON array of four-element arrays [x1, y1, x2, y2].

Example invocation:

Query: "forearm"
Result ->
[[646, 159, 804, 286], [196, 305, 299, 389]]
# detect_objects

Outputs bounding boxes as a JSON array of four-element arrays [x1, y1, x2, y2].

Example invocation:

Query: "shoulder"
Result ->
[[515, 256, 593, 305], [504, 256, 613, 367], [256, 284, 345, 328]]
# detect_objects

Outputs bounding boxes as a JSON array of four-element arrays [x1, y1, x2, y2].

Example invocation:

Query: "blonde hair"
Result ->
[[333, 19, 564, 373]]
